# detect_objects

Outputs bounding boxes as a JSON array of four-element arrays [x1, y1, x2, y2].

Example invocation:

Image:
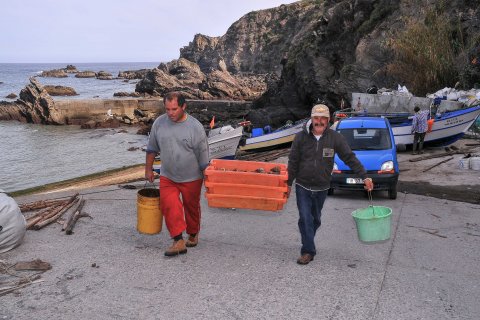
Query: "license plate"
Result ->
[[346, 178, 363, 184]]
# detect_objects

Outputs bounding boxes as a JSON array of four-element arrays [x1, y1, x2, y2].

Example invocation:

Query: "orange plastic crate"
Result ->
[[205, 159, 288, 187], [205, 193, 287, 211], [205, 182, 287, 199]]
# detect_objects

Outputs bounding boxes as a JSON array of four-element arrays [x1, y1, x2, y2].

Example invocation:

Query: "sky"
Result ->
[[0, 0, 298, 63]]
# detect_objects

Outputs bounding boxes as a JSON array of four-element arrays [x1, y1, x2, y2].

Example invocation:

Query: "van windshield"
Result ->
[[338, 128, 392, 150]]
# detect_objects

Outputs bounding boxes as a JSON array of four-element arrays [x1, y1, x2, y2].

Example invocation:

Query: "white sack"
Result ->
[[0, 190, 26, 253]]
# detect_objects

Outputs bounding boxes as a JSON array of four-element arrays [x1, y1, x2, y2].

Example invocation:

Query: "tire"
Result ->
[[327, 188, 334, 195], [388, 184, 397, 199], [396, 144, 407, 152]]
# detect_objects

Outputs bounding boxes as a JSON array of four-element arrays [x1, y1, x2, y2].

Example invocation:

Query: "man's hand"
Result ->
[[363, 178, 374, 191], [145, 169, 155, 183]]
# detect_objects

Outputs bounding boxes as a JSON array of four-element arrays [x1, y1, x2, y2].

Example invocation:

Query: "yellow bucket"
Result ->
[[137, 188, 163, 234]]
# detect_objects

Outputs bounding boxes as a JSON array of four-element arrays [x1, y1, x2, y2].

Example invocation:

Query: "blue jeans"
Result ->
[[295, 185, 328, 256]]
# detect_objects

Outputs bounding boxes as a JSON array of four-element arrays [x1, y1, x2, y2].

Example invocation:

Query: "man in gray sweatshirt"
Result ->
[[145, 92, 209, 257], [288, 104, 373, 265]]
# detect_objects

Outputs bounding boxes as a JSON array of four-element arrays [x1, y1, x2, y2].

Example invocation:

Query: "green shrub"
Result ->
[[386, 8, 461, 95]]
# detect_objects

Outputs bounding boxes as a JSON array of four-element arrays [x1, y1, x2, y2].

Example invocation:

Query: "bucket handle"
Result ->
[[367, 190, 376, 216], [144, 180, 158, 190]]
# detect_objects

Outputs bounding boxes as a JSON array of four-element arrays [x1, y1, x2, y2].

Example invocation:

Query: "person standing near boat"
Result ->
[[287, 104, 374, 265], [411, 106, 429, 154], [145, 92, 209, 257]]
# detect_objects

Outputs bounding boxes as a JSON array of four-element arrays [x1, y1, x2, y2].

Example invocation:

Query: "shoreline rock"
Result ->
[[44, 85, 78, 96], [75, 71, 96, 78], [39, 69, 68, 78]]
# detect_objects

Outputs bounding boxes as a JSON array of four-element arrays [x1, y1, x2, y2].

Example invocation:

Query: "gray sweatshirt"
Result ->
[[146, 114, 209, 182]]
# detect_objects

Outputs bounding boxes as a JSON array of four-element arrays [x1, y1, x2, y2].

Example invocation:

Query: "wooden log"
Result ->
[[0, 275, 43, 297], [28, 193, 79, 230], [422, 157, 454, 172], [62, 199, 85, 231], [32, 196, 79, 230], [19, 199, 65, 212], [26, 204, 64, 229], [14, 259, 51, 271], [65, 199, 90, 235]]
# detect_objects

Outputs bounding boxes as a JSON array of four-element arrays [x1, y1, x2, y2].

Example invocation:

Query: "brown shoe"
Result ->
[[186, 234, 198, 248], [297, 254, 314, 265], [164, 239, 187, 257]]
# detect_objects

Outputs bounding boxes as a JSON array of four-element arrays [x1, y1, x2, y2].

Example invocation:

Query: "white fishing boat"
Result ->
[[239, 119, 307, 152], [390, 105, 480, 145], [338, 93, 480, 147], [207, 125, 244, 159]]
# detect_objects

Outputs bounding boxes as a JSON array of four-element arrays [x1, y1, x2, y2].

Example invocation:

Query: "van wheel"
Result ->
[[388, 184, 397, 199], [396, 144, 407, 152], [327, 188, 334, 195]]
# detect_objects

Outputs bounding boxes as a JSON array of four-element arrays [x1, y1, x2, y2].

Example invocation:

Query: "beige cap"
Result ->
[[311, 104, 330, 118]]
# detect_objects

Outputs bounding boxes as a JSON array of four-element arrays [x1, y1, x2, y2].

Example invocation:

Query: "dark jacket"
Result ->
[[288, 120, 367, 190]]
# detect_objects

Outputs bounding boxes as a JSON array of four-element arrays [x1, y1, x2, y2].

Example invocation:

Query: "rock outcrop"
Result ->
[[0, 78, 64, 124], [65, 65, 78, 73], [39, 65, 79, 77], [118, 69, 150, 79], [44, 85, 78, 96], [135, 58, 266, 101], [18, 78, 65, 124], [96, 71, 113, 80], [39, 69, 68, 78], [75, 71, 96, 78]]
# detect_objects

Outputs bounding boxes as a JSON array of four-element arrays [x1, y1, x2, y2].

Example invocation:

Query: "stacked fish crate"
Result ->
[[204, 159, 289, 211]]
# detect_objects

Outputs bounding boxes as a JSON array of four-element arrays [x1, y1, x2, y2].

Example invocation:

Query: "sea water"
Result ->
[[0, 62, 158, 100], [0, 121, 148, 192], [0, 62, 161, 192]]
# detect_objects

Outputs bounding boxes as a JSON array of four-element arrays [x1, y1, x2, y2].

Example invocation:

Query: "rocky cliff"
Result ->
[[173, 0, 480, 127]]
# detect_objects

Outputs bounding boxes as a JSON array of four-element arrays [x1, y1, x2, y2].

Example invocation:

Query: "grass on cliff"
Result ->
[[386, 7, 463, 95]]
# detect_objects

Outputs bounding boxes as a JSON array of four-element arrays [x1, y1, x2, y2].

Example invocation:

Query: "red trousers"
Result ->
[[159, 176, 203, 238]]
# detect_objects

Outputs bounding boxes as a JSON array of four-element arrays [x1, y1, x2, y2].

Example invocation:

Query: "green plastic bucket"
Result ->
[[352, 206, 392, 242]]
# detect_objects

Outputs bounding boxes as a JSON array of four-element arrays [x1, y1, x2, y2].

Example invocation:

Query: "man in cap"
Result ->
[[287, 104, 374, 265]]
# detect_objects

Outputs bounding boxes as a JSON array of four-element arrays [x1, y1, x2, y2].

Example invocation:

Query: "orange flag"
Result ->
[[209, 116, 215, 129]]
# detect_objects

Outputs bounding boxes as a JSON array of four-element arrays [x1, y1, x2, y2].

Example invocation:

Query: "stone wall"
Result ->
[[54, 98, 164, 123], [53, 98, 253, 125]]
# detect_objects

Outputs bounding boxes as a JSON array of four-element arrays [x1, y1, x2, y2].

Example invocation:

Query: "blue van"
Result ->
[[329, 117, 399, 199]]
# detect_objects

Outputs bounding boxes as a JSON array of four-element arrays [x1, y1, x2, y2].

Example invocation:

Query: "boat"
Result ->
[[239, 119, 308, 152], [207, 125, 244, 159], [335, 93, 480, 147], [389, 105, 480, 146]]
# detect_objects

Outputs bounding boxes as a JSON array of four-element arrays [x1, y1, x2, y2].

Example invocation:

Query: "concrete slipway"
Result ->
[[1, 185, 479, 320]]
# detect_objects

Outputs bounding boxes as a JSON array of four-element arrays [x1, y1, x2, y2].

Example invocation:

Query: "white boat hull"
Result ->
[[392, 105, 480, 145], [240, 120, 306, 151], [208, 126, 243, 159]]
